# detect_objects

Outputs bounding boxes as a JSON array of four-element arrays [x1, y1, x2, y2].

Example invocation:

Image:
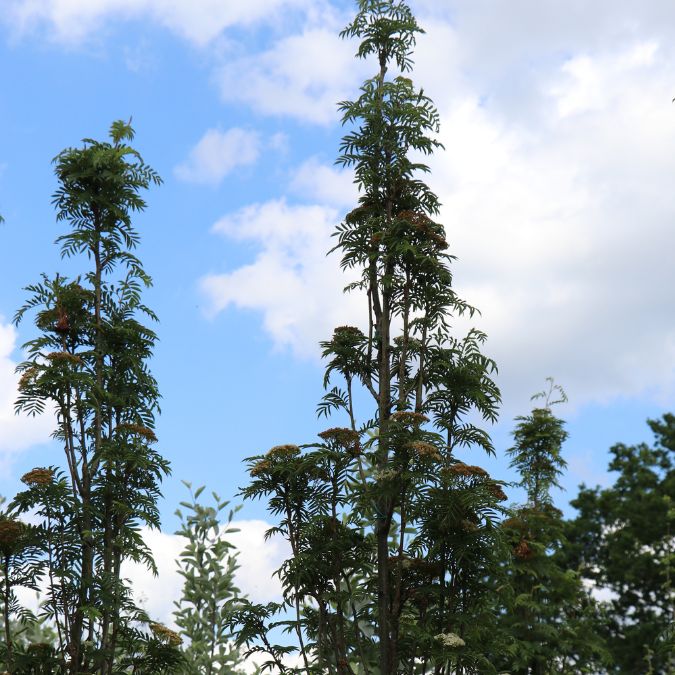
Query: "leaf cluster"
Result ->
[[174, 483, 246, 674]]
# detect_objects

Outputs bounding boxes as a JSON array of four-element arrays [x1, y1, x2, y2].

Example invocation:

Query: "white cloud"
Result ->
[[550, 42, 659, 119], [122, 38, 156, 73], [4, 0, 357, 125], [0, 319, 53, 474], [123, 527, 184, 625], [228, 519, 291, 604], [5, 0, 311, 47], [201, 20, 675, 413], [123, 519, 289, 628], [175, 128, 261, 186], [201, 199, 362, 357], [424, 37, 675, 410], [268, 132, 290, 154], [9, 0, 675, 412], [215, 26, 365, 125], [290, 158, 356, 208]]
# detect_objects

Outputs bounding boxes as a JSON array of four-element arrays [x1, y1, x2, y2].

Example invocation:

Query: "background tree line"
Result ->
[[0, 0, 673, 673]]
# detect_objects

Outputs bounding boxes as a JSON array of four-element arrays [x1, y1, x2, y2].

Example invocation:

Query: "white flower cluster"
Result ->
[[434, 632, 466, 648], [374, 468, 398, 482]]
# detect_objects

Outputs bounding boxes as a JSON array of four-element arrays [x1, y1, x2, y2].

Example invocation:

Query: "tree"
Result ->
[[6, 120, 181, 674], [0, 494, 44, 673], [230, 2, 506, 672], [494, 380, 607, 674], [174, 483, 247, 674], [0, 502, 59, 673], [565, 414, 675, 673]]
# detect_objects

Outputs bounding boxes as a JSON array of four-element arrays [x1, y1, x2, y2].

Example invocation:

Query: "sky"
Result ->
[[1, 0, 675, 642]]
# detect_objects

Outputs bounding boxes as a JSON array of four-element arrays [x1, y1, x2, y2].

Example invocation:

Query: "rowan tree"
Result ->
[[230, 2, 506, 672], [5, 120, 181, 674], [493, 380, 607, 674]]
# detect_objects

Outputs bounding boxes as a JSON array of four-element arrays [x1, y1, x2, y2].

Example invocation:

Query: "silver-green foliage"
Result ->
[[174, 483, 247, 674]]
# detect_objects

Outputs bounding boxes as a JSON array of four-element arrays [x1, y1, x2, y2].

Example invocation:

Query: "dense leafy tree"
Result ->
[[230, 1, 506, 673], [493, 380, 607, 674], [174, 483, 247, 674], [3, 120, 181, 673], [566, 414, 675, 673]]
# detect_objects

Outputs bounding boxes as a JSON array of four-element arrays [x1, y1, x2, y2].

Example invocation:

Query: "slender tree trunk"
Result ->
[[376, 526, 391, 673], [74, 207, 103, 674], [376, 287, 393, 672]]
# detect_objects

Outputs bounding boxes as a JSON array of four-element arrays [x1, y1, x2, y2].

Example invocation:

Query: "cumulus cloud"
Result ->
[[9, 0, 675, 411], [228, 519, 291, 603], [0, 319, 52, 473], [201, 11, 675, 412], [201, 199, 363, 357], [4, 0, 361, 124], [4, 0, 312, 47], [175, 128, 261, 186], [122, 519, 289, 626], [290, 157, 356, 208], [215, 25, 366, 125], [122, 528, 184, 625], [425, 37, 675, 409]]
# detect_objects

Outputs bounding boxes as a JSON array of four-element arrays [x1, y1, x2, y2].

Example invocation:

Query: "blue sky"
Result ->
[[1, 0, 674, 630]]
